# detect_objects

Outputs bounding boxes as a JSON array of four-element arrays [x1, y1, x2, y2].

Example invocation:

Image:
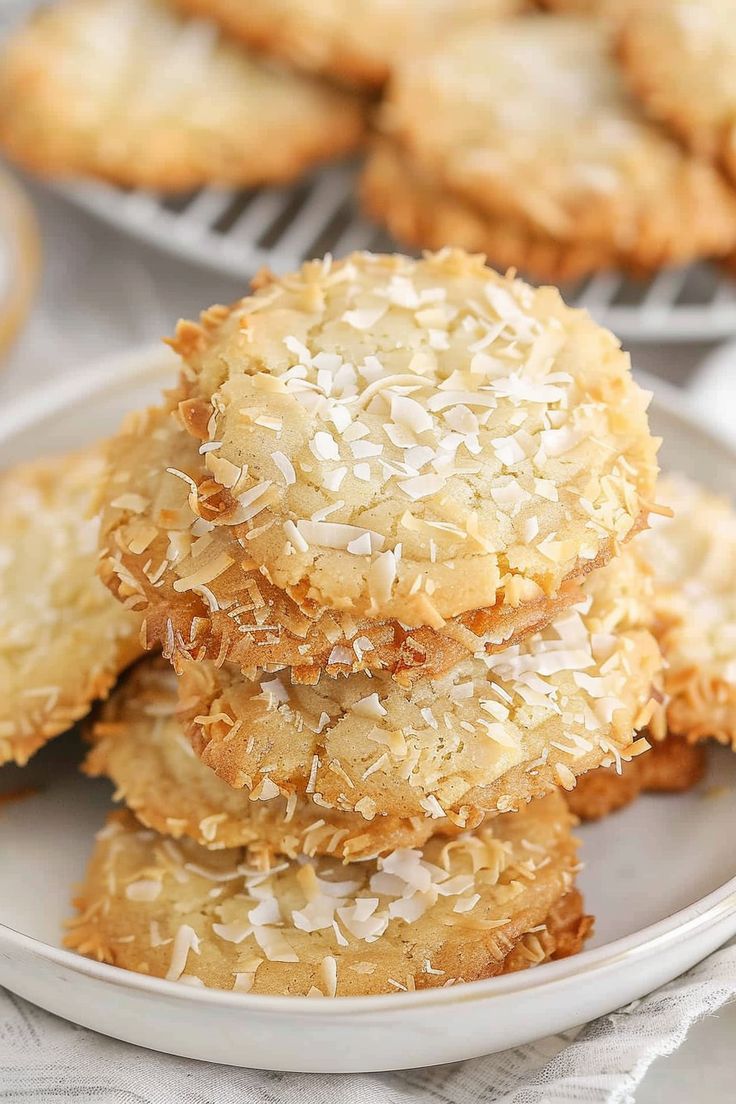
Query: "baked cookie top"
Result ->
[[85, 657, 461, 860], [0, 446, 143, 767], [0, 0, 364, 191], [167, 0, 526, 89], [618, 0, 736, 183], [641, 474, 736, 747], [98, 405, 594, 682], [382, 17, 736, 268], [180, 548, 662, 822], [361, 139, 637, 283], [169, 250, 657, 630], [65, 792, 590, 995]]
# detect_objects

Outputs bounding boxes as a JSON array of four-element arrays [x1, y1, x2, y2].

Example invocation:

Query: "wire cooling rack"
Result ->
[[58, 161, 736, 343]]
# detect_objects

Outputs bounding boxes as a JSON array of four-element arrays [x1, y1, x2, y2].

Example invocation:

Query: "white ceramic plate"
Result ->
[[1, 346, 736, 1073]]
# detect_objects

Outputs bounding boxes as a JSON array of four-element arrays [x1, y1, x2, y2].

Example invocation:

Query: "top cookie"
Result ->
[[617, 0, 736, 184], [381, 16, 736, 270], [0, 0, 364, 191], [0, 446, 143, 767], [98, 405, 589, 683], [640, 474, 736, 748], [167, 0, 526, 89], [170, 250, 657, 633]]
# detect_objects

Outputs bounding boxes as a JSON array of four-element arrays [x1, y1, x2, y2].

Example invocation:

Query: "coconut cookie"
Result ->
[[381, 17, 736, 272], [168, 0, 527, 90], [0, 447, 143, 768], [640, 475, 736, 748], [0, 0, 364, 192], [617, 0, 736, 184], [85, 658, 464, 860], [167, 250, 657, 641], [362, 141, 627, 284], [565, 734, 706, 821], [99, 405, 591, 683], [180, 550, 662, 823], [65, 792, 592, 995]]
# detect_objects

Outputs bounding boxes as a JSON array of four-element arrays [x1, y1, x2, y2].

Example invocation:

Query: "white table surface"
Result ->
[[2, 174, 735, 1103]]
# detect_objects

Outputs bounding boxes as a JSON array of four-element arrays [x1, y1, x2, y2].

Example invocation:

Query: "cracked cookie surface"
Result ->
[[618, 0, 736, 185], [85, 657, 462, 860], [98, 405, 596, 682], [379, 16, 736, 270], [0, 0, 364, 190], [640, 474, 736, 748], [159, 250, 657, 641], [0, 445, 142, 767], [179, 549, 662, 823]]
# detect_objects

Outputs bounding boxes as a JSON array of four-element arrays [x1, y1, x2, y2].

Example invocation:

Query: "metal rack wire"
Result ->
[[59, 161, 736, 343]]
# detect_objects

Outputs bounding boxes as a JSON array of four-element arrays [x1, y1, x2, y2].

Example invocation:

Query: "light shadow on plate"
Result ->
[[0, 730, 114, 944], [578, 745, 736, 947]]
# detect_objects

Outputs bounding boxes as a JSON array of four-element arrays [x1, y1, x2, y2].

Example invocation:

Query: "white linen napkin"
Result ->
[[1, 939, 735, 1104]]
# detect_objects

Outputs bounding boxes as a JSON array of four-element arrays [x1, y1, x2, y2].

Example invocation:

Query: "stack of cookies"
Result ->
[[4, 247, 734, 996], [56, 248, 670, 996]]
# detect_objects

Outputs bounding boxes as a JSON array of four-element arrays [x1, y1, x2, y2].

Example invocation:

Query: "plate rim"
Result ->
[[2, 343, 735, 1015]]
